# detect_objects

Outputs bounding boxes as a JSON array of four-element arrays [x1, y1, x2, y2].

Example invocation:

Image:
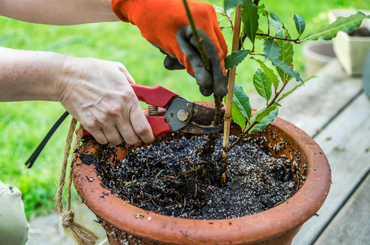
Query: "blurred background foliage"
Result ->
[[1, 0, 369, 219]]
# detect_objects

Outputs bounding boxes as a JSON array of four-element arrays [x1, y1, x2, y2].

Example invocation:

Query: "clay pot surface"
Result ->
[[73, 105, 331, 245]]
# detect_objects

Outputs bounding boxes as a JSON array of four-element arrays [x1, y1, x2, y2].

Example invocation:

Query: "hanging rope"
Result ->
[[56, 118, 99, 245]]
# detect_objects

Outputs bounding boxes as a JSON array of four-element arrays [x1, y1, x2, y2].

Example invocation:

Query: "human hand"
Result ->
[[111, 0, 228, 97], [57, 57, 155, 145]]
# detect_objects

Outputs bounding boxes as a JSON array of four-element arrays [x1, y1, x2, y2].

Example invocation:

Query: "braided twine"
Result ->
[[56, 118, 99, 245]]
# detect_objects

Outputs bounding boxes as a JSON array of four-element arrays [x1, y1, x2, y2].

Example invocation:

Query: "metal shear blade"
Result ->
[[181, 121, 222, 134], [164, 98, 221, 134]]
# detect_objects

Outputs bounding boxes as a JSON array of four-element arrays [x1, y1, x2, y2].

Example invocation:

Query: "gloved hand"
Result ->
[[111, 0, 228, 97]]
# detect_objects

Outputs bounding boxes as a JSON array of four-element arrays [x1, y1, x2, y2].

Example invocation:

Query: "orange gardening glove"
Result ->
[[111, 0, 228, 97]]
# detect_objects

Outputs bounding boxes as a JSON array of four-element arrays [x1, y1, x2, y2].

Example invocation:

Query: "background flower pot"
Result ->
[[302, 42, 336, 77], [73, 105, 331, 245], [328, 9, 370, 76]]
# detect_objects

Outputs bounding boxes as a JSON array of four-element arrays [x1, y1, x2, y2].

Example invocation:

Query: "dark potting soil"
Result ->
[[81, 135, 305, 220], [349, 27, 370, 37]]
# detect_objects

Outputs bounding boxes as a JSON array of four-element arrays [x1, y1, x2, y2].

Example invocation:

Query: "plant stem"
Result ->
[[182, 0, 222, 128], [209, 93, 222, 140], [227, 121, 259, 150], [212, 94, 222, 125], [222, 4, 243, 159], [227, 81, 289, 151], [256, 33, 302, 43], [182, 0, 210, 70]]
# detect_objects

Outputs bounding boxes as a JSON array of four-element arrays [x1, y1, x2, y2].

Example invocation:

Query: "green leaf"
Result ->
[[264, 38, 281, 61], [257, 4, 268, 17], [277, 83, 303, 103], [233, 83, 252, 120], [270, 12, 282, 22], [226, 8, 234, 17], [225, 50, 251, 69], [249, 108, 279, 134], [252, 58, 280, 90], [232, 101, 246, 130], [253, 68, 272, 101], [251, 102, 280, 123], [215, 4, 234, 18], [293, 14, 306, 35], [256, 28, 265, 35], [256, 28, 266, 40], [268, 16, 281, 32], [271, 59, 302, 82], [277, 75, 317, 102], [276, 29, 294, 82], [302, 12, 369, 41], [258, 4, 281, 22], [224, 0, 243, 12], [276, 29, 294, 66], [214, 5, 225, 13], [242, 0, 259, 45]]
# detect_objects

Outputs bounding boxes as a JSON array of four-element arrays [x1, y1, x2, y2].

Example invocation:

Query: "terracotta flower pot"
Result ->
[[73, 104, 331, 245]]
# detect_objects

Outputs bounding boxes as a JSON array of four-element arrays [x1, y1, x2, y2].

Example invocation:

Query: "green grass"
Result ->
[[1, 0, 369, 219]]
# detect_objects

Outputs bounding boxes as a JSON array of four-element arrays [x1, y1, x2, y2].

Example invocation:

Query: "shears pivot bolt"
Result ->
[[177, 109, 189, 122]]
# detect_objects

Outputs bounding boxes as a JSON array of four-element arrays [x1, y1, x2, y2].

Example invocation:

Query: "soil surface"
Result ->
[[80, 135, 304, 220]]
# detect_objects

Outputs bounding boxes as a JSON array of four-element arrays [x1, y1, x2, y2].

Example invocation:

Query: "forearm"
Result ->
[[0, 47, 66, 102], [0, 47, 154, 144], [0, 0, 119, 25]]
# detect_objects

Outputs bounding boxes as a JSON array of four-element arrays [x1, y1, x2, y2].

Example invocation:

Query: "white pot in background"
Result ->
[[328, 9, 370, 76], [302, 42, 336, 77]]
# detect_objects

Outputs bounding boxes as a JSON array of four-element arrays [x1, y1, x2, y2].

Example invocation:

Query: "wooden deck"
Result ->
[[274, 60, 370, 245]]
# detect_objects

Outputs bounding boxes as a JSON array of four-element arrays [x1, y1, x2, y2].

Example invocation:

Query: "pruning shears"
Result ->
[[82, 84, 221, 138], [25, 84, 221, 168]]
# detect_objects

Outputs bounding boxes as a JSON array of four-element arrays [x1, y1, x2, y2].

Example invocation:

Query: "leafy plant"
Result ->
[[216, 0, 369, 154], [180, 0, 369, 186]]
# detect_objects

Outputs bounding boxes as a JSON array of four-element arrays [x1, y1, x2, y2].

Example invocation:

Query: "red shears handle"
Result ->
[[131, 84, 178, 107], [81, 84, 179, 139]]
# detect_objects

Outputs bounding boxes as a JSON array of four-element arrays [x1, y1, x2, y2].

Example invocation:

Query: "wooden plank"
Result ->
[[248, 59, 362, 136], [292, 93, 370, 245], [314, 173, 370, 245], [278, 59, 362, 137], [27, 204, 108, 244]]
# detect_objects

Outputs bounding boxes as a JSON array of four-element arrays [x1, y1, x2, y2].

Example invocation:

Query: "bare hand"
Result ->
[[57, 57, 155, 145]]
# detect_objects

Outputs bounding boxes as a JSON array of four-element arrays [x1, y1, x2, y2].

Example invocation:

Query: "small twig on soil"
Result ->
[[154, 169, 164, 181], [186, 157, 195, 169], [150, 198, 158, 207], [166, 204, 178, 209], [120, 183, 128, 195]]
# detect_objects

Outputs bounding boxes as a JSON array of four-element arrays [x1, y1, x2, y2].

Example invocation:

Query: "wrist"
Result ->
[[55, 56, 80, 103]]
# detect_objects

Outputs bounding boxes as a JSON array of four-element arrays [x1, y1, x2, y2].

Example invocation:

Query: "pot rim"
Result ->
[[73, 116, 331, 244]]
